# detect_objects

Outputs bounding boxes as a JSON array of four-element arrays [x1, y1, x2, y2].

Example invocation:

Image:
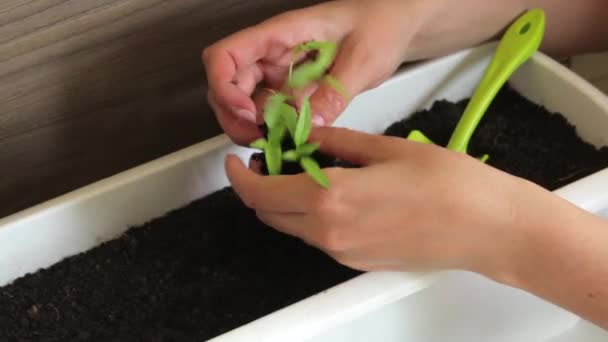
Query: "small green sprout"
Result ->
[[249, 138, 267, 150], [281, 97, 328, 188], [280, 103, 298, 137], [288, 41, 337, 89], [249, 96, 328, 188], [264, 93, 291, 129], [300, 156, 329, 189], [296, 141, 321, 156], [294, 96, 312, 147], [249, 40, 344, 188], [249, 135, 283, 176], [282, 149, 299, 162], [281, 142, 322, 162], [265, 141, 283, 176], [250, 96, 293, 176], [282, 141, 327, 189]]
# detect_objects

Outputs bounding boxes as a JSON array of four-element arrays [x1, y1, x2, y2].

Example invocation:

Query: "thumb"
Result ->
[[309, 33, 393, 126], [309, 127, 406, 166]]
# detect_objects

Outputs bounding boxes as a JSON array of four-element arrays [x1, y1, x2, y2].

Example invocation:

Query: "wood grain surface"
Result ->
[[0, 0, 324, 218]]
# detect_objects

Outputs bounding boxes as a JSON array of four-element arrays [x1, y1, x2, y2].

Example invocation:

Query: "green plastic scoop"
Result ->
[[407, 8, 545, 160]]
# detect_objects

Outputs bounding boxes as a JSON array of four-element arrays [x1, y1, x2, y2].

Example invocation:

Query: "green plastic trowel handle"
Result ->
[[446, 8, 545, 153]]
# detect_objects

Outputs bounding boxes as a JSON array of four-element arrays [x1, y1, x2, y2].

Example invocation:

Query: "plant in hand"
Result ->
[[249, 40, 346, 188]]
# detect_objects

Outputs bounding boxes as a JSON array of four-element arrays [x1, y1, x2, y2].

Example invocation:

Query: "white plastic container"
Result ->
[[1, 43, 607, 341]]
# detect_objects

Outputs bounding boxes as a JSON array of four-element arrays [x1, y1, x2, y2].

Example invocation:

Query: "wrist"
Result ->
[[452, 175, 531, 282], [485, 180, 608, 325], [477, 177, 596, 289]]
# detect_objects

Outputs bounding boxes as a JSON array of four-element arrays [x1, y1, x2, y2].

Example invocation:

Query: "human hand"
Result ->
[[202, 0, 427, 145], [224, 126, 537, 274]]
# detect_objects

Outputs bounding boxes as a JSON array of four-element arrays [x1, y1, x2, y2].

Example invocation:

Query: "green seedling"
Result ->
[[263, 93, 291, 129], [282, 97, 329, 188], [407, 8, 545, 162], [288, 41, 338, 89], [249, 134, 283, 176], [249, 40, 345, 188], [281, 103, 298, 137], [250, 94, 290, 176], [283, 142, 328, 188], [249, 95, 329, 188], [294, 95, 312, 147], [300, 156, 329, 189]]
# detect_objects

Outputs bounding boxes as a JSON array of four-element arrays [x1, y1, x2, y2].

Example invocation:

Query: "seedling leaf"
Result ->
[[264, 93, 290, 128], [407, 130, 434, 144], [296, 142, 320, 156], [288, 44, 307, 86], [268, 122, 287, 146], [250, 138, 267, 150], [288, 41, 338, 88], [282, 150, 299, 161], [294, 97, 312, 146], [258, 40, 340, 188], [280, 103, 298, 137], [265, 142, 282, 175], [300, 157, 328, 189]]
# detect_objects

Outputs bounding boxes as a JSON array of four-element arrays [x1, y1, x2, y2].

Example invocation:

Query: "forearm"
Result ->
[[405, 0, 608, 61], [496, 181, 608, 329], [528, 0, 608, 56]]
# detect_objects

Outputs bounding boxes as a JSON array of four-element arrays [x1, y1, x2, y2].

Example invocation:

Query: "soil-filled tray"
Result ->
[[2, 81, 608, 341]]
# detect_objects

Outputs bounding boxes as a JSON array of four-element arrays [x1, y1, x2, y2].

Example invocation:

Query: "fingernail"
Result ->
[[232, 107, 256, 122], [312, 114, 326, 127]]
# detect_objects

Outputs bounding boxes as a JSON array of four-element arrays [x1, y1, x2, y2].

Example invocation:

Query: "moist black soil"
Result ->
[[2, 84, 608, 341], [384, 85, 608, 190]]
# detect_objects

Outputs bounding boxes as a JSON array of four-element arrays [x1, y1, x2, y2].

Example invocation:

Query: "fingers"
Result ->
[[251, 87, 275, 121], [309, 127, 407, 165], [203, 47, 258, 122], [225, 154, 324, 213], [203, 16, 321, 143], [232, 64, 264, 99], [202, 24, 282, 128], [202, 10, 325, 123], [255, 210, 376, 272], [202, 3, 364, 144], [208, 93, 262, 146], [309, 32, 396, 125], [255, 210, 347, 257], [225, 127, 411, 213]]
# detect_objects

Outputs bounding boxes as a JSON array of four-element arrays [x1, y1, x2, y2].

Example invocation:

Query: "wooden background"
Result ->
[[0, 0, 325, 218]]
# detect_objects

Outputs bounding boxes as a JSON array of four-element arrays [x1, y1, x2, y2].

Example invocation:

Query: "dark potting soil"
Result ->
[[384, 85, 608, 190], [2, 84, 608, 341]]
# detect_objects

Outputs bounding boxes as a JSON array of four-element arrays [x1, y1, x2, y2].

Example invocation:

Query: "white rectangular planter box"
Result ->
[[1, 43, 608, 341]]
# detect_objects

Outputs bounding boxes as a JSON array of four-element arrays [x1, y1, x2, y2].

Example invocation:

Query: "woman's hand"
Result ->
[[226, 126, 608, 329], [224, 126, 529, 274], [202, 0, 608, 146], [202, 0, 429, 145]]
